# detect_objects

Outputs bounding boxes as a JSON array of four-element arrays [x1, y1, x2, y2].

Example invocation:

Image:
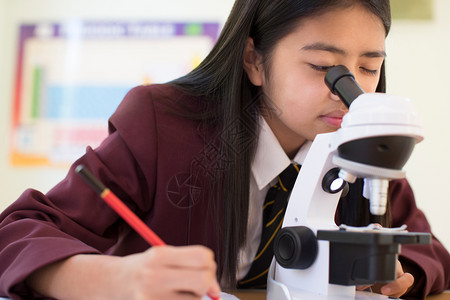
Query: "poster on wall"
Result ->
[[11, 21, 220, 167]]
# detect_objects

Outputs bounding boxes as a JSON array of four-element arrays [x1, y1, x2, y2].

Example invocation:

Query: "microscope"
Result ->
[[267, 65, 431, 299]]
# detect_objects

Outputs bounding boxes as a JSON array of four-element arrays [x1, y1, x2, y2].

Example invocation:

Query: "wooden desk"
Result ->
[[228, 290, 265, 300], [229, 290, 450, 300]]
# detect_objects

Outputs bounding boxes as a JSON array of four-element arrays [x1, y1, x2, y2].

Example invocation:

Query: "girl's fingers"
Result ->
[[380, 272, 414, 297], [369, 261, 414, 298], [148, 245, 216, 270], [163, 268, 217, 295], [207, 280, 222, 299], [136, 245, 220, 299]]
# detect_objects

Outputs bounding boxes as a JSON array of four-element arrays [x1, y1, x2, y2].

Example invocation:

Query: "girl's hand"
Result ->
[[27, 245, 221, 300], [359, 260, 414, 298], [374, 260, 414, 298], [118, 245, 221, 300]]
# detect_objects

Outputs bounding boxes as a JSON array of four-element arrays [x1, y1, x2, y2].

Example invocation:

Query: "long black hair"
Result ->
[[171, 0, 391, 287]]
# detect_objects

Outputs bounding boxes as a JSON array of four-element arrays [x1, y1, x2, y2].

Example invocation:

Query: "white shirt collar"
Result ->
[[251, 117, 312, 190]]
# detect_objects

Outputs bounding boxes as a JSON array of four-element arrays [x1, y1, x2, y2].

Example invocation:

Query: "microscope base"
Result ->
[[267, 260, 395, 300]]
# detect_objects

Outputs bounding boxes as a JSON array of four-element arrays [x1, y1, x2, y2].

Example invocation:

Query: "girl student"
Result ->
[[1, 0, 449, 299]]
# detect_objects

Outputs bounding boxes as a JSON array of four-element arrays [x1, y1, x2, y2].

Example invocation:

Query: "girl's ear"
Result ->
[[243, 37, 264, 86]]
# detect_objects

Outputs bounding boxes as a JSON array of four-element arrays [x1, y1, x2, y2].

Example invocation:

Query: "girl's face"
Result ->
[[244, 5, 386, 158]]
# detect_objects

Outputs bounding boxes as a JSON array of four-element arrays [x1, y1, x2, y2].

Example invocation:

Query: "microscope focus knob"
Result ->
[[274, 226, 318, 269]]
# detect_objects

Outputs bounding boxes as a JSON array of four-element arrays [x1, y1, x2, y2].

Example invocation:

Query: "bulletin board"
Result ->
[[11, 21, 220, 167]]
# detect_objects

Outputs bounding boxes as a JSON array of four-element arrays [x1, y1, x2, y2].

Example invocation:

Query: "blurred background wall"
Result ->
[[0, 0, 449, 251]]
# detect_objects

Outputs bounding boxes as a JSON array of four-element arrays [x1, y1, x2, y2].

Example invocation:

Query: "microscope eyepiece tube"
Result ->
[[325, 65, 365, 107], [368, 178, 389, 215]]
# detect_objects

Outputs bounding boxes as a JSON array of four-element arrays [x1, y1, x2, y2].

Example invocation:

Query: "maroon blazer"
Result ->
[[0, 84, 449, 299]]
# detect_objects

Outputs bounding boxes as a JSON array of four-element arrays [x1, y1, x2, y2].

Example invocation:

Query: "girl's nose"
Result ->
[[329, 91, 342, 102]]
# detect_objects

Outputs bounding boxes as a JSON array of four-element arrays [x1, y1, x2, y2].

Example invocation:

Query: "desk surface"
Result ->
[[228, 290, 450, 300], [1, 291, 448, 300]]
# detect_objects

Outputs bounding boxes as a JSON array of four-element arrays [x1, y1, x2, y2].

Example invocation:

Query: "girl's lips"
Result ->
[[320, 111, 346, 128], [321, 115, 343, 127]]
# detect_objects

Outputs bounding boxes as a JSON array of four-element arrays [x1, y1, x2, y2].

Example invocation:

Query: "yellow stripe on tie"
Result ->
[[253, 219, 283, 261], [263, 200, 275, 210], [293, 164, 300, 173], [265, 208, 284, 227], [278, 177, 288, 192], [237, 267, 270, 285]]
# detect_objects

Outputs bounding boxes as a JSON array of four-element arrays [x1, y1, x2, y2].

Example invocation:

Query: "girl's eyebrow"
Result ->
[[300, 42, 387, 58]]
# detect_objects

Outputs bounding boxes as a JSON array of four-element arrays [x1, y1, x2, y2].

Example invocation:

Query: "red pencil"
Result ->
[[75, 164, 220, 300]]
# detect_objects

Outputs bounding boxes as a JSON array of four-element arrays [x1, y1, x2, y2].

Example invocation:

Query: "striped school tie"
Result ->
[[237, 163, 301, 288]]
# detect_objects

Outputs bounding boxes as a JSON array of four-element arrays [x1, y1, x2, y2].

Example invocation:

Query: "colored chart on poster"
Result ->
[[11, 21, 220, 166]]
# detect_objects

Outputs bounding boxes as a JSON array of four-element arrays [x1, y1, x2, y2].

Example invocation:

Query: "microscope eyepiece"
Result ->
[[325, 65, 365, 107]]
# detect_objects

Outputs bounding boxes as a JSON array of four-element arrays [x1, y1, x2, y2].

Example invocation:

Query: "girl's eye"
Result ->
[[360, 67, 378, 76], [309, 64, 378, 76], [308, 64, 334, 72]]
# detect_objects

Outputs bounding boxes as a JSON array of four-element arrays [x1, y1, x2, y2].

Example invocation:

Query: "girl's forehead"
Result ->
[[286, 5, 386, 46], [296, 4, 386, 32]]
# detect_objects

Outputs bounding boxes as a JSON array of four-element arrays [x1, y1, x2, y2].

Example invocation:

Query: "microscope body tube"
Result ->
[[326, 65, 397, 216]]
